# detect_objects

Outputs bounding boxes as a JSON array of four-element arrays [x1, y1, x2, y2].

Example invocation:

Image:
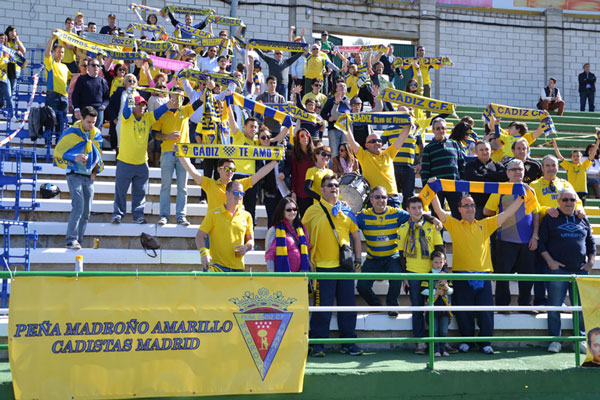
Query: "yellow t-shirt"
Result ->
[[304, 52, 329, 80], [444, 215, 499, 272], [499, 131, 536, 159], [117, 110, 157, 165], [560, 159, 592, 193], [152, 104, 194, 153], [397, 220, 443, 273], [199, 205, 253, 271], [232, 130, 257, 175], [402, 62, 440, 86], [302, 199, 359, 268], [110, 77, 124, 96], [139, 66, 160, 87], [530, 177, 582, 218], [301, 92, 327, 106], [357, 145, 399, 195], [44, 55, 69, 97], [57, 39, 76, 64], [305, 166, 334, 202], [0, 54, 9, 83], [200, 177, 253, 212]]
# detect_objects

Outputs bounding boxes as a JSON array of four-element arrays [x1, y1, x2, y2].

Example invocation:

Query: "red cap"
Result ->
[[134, 96, 147, 105]]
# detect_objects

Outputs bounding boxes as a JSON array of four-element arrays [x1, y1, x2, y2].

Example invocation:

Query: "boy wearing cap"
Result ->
[[112, 94, 179, 224]]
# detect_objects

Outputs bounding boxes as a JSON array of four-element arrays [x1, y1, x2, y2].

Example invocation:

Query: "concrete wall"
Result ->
[[0, 0, 599, 110]]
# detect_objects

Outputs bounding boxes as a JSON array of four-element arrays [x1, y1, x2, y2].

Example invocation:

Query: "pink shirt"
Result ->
[[265, 220, 311, 272]]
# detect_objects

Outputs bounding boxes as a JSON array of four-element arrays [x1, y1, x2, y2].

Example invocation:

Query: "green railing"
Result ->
[[0, 271, 597, 370]]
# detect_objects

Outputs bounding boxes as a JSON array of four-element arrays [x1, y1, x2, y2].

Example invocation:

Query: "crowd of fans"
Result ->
[[1, 8, 598, 361]]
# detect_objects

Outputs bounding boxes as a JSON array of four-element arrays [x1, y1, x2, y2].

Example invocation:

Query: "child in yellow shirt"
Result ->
[[553, 138, 598, 205]]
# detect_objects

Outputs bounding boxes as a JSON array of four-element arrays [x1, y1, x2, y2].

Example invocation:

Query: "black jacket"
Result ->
[[579, 71, 596, 93], [464, 158, 507, 207]]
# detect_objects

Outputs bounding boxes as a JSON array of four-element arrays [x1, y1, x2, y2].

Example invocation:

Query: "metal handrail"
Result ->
[[0, 271, 597, 369]]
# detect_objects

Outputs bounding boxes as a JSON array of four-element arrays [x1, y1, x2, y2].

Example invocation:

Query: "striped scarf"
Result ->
[[196, 90, 219, 142], [404, 219, 429, 259], [275, 223, 310, 272]]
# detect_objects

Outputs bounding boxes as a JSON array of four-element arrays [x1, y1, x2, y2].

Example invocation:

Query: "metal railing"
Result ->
[[0, 271, 597, 370]]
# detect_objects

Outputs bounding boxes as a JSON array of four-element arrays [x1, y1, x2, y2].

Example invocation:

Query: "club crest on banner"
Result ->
[[230, 288, 296, 381]]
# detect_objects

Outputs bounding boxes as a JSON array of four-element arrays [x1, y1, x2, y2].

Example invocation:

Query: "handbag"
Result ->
[[319, 203, 354, 271], [140, 232, 160, 258]]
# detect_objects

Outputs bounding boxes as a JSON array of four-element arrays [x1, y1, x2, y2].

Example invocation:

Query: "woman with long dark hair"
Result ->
[[449, 121, 476, 157], [290, 128, 315, 215], [332, 142, 359, 177], [265, 197, 311, 272]]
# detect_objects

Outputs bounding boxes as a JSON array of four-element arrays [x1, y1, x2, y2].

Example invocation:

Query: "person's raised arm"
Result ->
[[271, 126, 288, 144], [251, 160, 277, 186], [227, 101, 241, 135], [45, 31, 57, 58], [552, 138, 564, 161], [427, 181, 447, 223], [391, 124, 410, 150], [497, 196, 525, 226], [175, 143, 204, 185], [344, 121, 360, 155]]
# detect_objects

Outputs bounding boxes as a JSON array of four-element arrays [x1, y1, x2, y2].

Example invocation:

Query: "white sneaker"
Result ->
[[458, 343, 470, 353], [157, 216, 168, 225], [579, 341, 587, 354], [434, 352, 441, 357], [442, 351, 450, 357], [548, 341, 561, 353], [482, 345, 494, 355]]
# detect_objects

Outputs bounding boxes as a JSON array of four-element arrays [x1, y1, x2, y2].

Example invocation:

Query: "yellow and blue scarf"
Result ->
[[482, 103, 556, 137], [335, 112, 413, 133], [226, 92, 293, 128], [379, 88, 455, 114], [53, 121, 104, 173], [248, 39, 308, 53], [392, 57, 452, 69], [404, 219, 429, 259], [275, 223, 310, 272], [125, 23, 165, 36], [165, 6, 215, 16]]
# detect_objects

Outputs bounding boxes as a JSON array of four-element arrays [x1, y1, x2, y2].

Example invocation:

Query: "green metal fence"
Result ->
[[0, 271, 597, 370]]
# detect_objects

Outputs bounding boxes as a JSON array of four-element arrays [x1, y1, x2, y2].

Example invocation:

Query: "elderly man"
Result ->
[[484, 159, 539, 311], [302, 175, 363, 357], [420, 118, 465, 218], [112, 95, 178, 224], [197, 181, 254, 272], [464, 141, 507, 219], [99, 13, 118, 35], [539, 188, 595, 354], [530, 155, 584, 306], [538, 77, 565, 116], [429, 179, 524, 354], [72, 58, 109, 129], [344, 121, 410, 208]]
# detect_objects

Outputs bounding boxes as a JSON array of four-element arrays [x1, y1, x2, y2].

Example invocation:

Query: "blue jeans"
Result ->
[[159, 152, 188, 219], [95, 108, 104, 129], [45, 91, 68, 115], [547, 268, 587, 337], [407, 275, 426, 338], [113, 160, 149, 219], [356, 256, 402, 306], [311, 266, 357, 344], [452, 279, 494, 348], [0, 81, 14, 118], [327, 128, 347, 159], [433, 314, 449, 353], [276, 83, 288, 101], [65, 173, 94, 244]]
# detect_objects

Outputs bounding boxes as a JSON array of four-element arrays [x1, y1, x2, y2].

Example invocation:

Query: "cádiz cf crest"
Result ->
[[229, 288, 296, 380]]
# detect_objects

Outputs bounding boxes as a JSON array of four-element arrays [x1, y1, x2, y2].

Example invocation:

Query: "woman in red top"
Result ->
[[290, 128, 315, 216]]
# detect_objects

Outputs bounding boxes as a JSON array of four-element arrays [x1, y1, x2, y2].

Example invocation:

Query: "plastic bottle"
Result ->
[[75, 255, 84, 272]]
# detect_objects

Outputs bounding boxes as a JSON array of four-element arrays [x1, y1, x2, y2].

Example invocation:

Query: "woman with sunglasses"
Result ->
[[109, 63, 128, 96], [305, 145, 334, 203], [265, 197, 312, 273], [332, 142, 360, 177], [291, 128, 315, 215], [449, 121, 477, 159]]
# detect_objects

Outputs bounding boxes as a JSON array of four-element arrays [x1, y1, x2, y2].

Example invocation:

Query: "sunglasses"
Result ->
[[313, 83, 322, 87], [285, 207, 298, 212], [88, 64, 100, 67], [368, 139, 383, 144], [118, 68, 127, 72], [326, 183, 340, 188], [299, 132, 309, 138], [232, 190, 245, 197], [260, 135, 270, 140], [433, 127, 446, 131], [459, 204, 476, 208], [320, 151, 331, 158], [409, 83, 418, 87], [81, 63, 88, 67], [372, 194, 387, 200], [311, 48, 319, 51], [126, 79, 136, 84], [221, 166, 236, 172], [560, 198, 577, 202]]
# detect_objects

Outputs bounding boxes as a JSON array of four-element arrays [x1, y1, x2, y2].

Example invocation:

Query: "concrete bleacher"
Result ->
[[2, 104, 600, 343]]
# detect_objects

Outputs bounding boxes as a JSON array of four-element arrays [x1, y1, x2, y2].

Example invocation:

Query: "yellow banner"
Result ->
[[577, 277, 600, 368], [379, 88, 456, 114], [9, 276, 308, 399], [54, 30, 109, 56], [176, 144, 286, 160]]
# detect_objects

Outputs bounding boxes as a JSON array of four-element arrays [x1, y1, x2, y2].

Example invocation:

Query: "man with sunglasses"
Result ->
[[301, 78, 327, 108], [530, 155, 584, 306], [255, 48, 304, 100], [197, 181, 254, 272], [344, 122, 411, 208], [302, 175, 363, 357], [539, 187, 595, 354], [429, 179, 524, 355], [72, 58, 109, 129], [197, 46, 220, 73]]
